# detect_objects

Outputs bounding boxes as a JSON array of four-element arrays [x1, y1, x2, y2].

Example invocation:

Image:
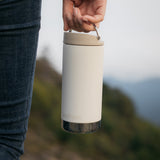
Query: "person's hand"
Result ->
[[63, 0, 107, 32]]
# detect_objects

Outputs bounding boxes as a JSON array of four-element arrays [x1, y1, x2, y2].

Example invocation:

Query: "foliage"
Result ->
[[27, 57, 160, 160]]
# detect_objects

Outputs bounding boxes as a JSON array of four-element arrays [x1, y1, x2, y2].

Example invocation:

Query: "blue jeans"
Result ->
[[0, 0, 42, 159]]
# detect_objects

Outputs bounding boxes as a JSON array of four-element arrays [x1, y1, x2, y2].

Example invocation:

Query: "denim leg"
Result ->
[[0, 0, 42, 159]]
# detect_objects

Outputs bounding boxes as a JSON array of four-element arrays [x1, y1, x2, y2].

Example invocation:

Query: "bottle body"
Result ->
[[61, 32, 104, 133]]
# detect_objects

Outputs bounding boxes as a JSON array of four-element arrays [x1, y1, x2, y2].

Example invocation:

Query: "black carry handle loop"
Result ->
[[69, 23, 101, 40]]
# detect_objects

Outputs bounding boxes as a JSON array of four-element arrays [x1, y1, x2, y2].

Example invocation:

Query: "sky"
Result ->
[[37, 0, 160, 82]]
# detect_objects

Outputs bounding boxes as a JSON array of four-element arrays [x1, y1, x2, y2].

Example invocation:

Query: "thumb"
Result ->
[[82, 14, 104, 24]]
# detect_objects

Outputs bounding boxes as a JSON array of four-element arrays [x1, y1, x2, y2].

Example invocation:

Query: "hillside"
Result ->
[[22, 57, 160, 160], [104, 77, 160, 126]]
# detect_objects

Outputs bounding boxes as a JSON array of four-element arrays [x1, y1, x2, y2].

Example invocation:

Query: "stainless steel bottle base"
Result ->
[[61, 120, 101, 134]]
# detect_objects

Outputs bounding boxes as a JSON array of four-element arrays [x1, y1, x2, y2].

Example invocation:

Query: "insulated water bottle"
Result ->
[[61, 31, 104, 133]]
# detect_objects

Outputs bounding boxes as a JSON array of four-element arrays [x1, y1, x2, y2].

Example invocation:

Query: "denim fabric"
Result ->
[[0, 0, 42, 159]]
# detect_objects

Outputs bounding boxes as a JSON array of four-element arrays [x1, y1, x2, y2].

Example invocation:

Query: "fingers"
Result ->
[[63, 0, 73, 31], [63, 0, 106, 32], [63, 18, 69, 31], [81, 1, 106, 25], [73, 7, 95, 32], [72, 7, 82, 32], [63, 5, 96, 32], [82, 15, 104, 24]]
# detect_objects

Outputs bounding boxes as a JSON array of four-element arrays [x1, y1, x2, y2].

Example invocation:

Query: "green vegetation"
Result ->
[[24, 57, 160, 160]]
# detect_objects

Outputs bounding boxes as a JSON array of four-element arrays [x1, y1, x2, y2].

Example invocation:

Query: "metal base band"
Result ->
[[61, 120, 101, 134]]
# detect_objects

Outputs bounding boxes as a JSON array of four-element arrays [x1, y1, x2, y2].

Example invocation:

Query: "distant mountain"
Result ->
[[104, 77, 160, 126]]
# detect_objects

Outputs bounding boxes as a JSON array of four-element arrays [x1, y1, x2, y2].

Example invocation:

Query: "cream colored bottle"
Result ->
[[61, 32, 104, 133]]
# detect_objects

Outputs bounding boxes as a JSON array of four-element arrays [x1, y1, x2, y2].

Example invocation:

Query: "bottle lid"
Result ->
[[63, 32, 104, 46]]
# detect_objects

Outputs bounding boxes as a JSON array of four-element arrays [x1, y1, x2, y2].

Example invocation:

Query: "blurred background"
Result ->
[[21, 0, 160, 159]]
